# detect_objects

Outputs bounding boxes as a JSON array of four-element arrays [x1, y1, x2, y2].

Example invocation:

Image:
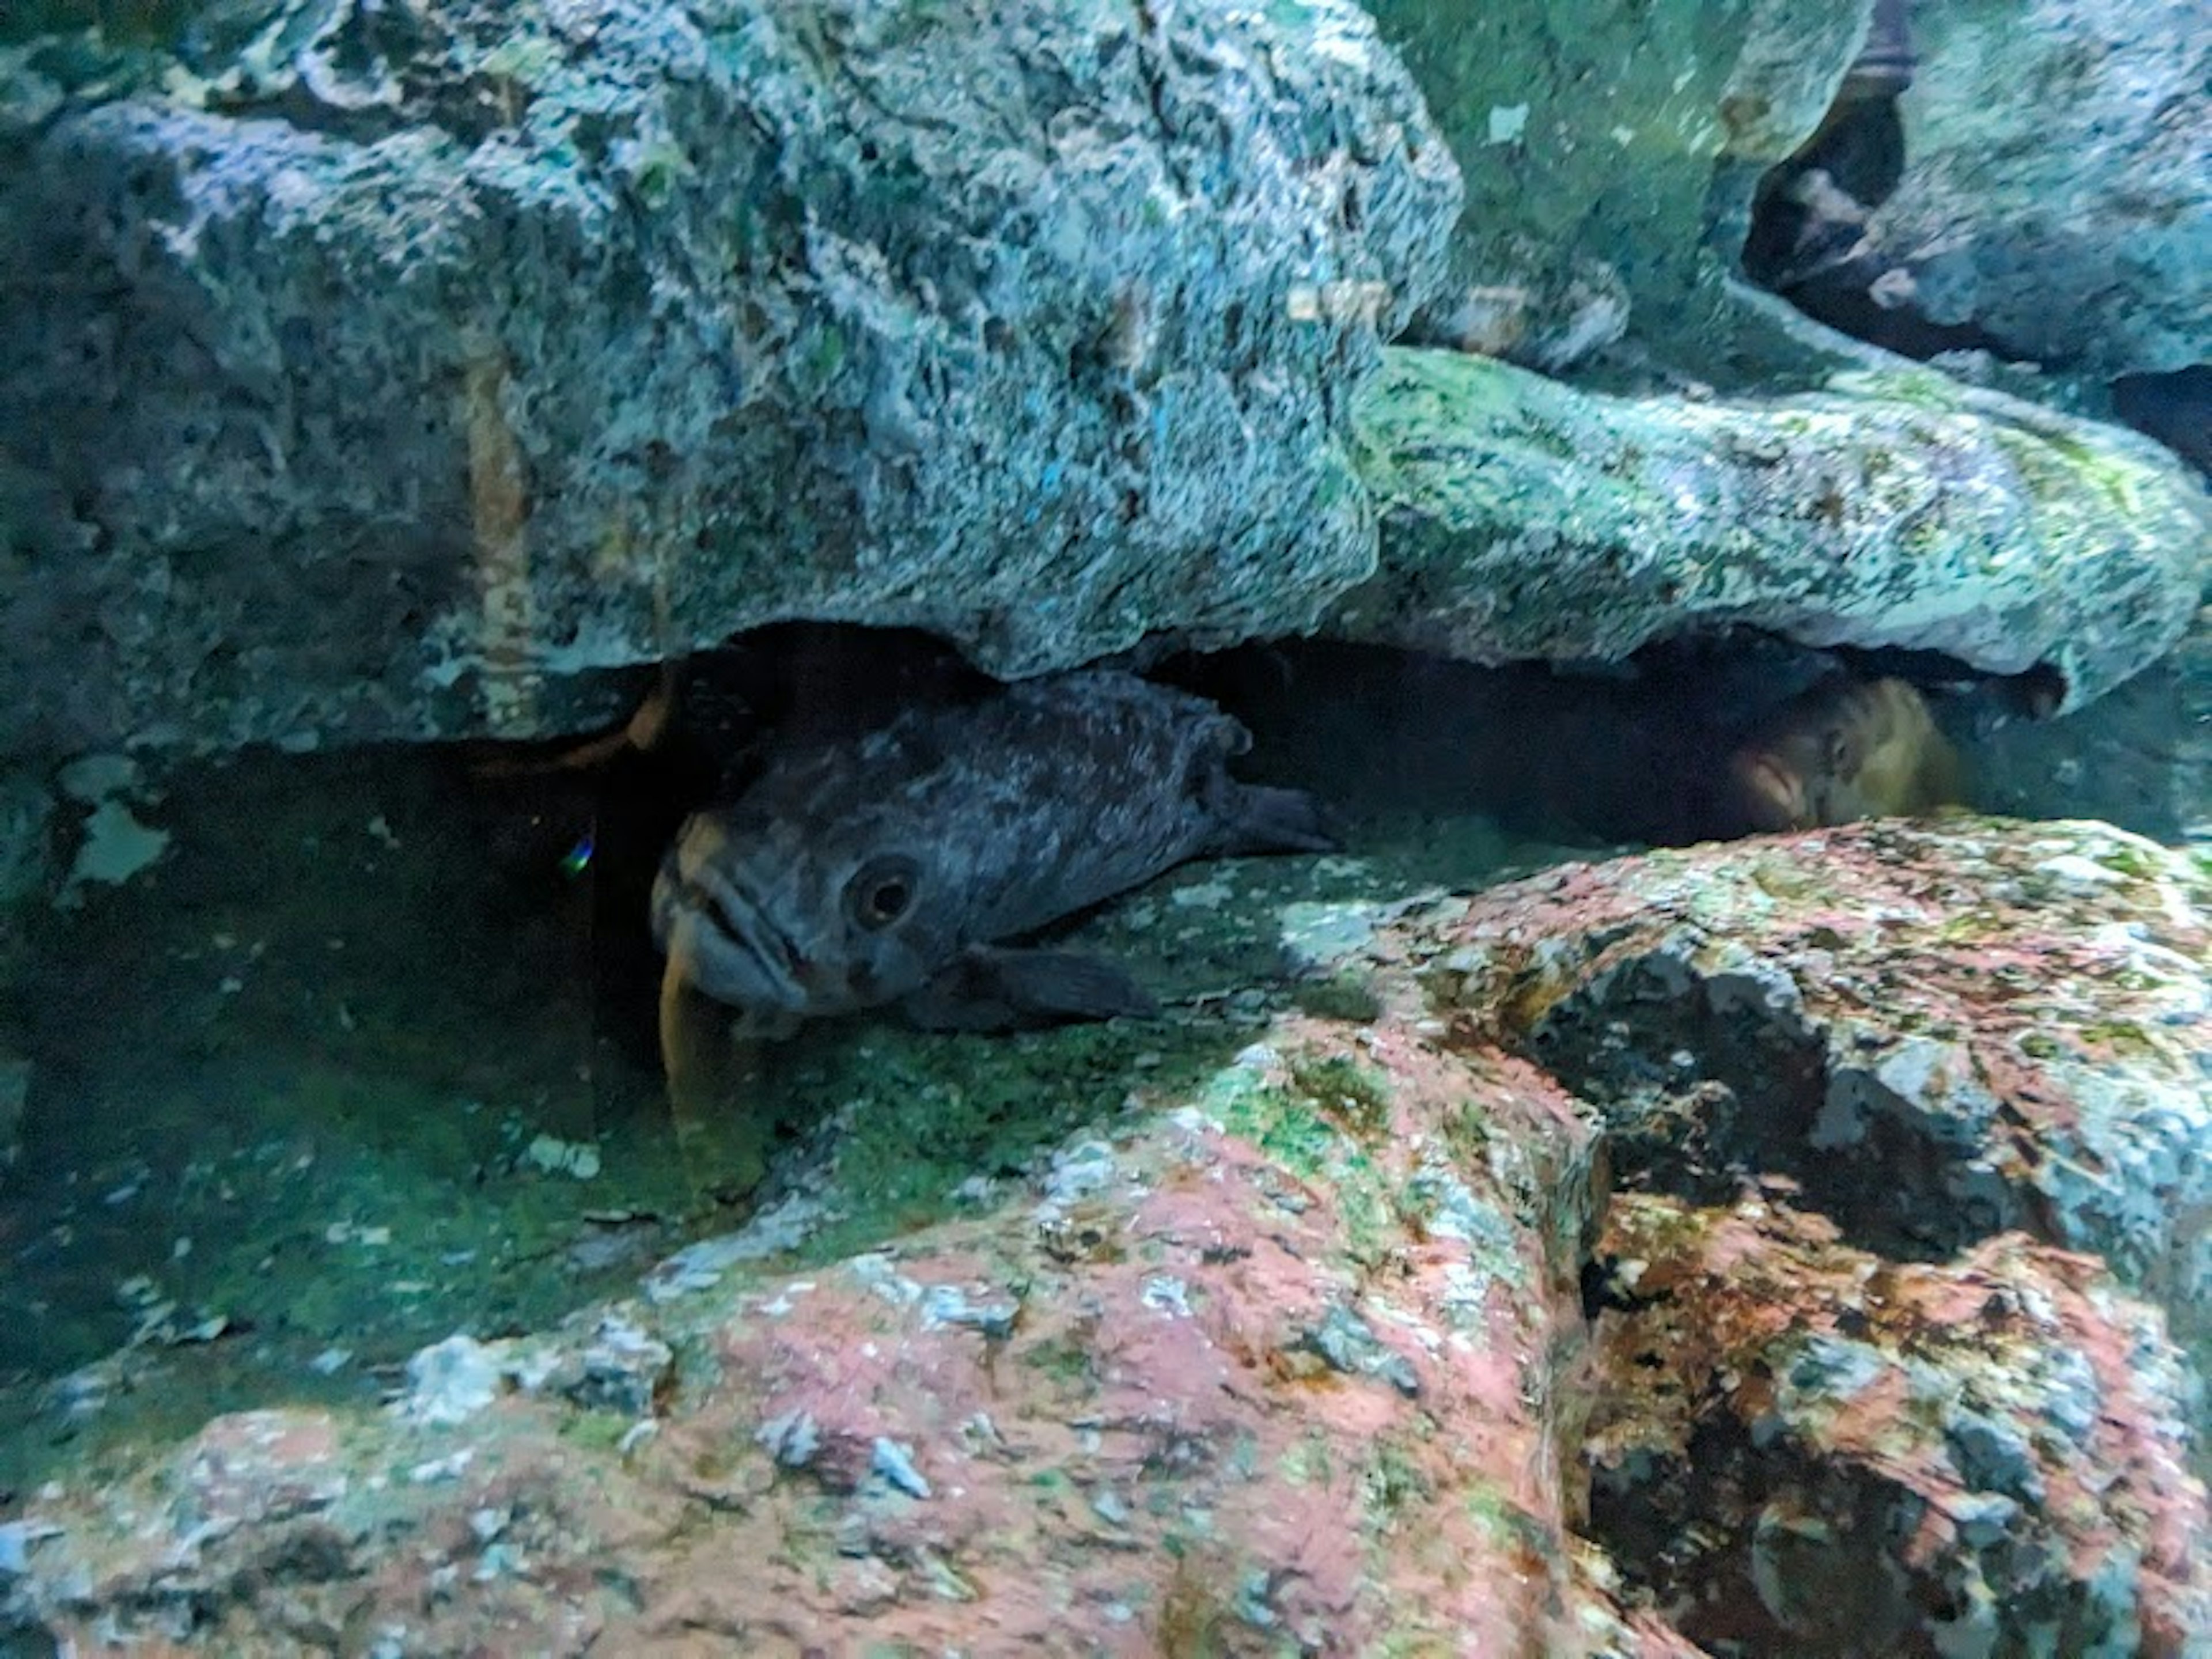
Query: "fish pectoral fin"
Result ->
[[1217, 783, 1341, 857], [899, 946, 1158, 1032]]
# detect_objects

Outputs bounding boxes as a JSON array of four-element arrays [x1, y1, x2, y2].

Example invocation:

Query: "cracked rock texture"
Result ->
[[1587, 1199, 2209, 1659], [1343, 349, 2212, 712], [3, 818, 2205, 1654], [0, 0, 1459, 756], [1431, 818, 2212, 1368]]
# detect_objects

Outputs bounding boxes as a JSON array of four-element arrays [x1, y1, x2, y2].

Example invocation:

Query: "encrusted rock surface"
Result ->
[[1856, 0, 2211, 377], [1430, 816, 2212, 1363], [1366, 0, 1869, 367], [6, 1018, 1630, 1654], [1966, 596, 2212, 847], [3, 817, 2205, 1654], [6, 3, 2207, 772], [0, 0, 1459, 755], [1344, 349, 2212, 711], [1587, 1198, 2210, 1658]]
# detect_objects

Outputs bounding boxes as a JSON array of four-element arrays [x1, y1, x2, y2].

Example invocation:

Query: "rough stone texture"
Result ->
[[1342, 347, 2212, 712], [1959, 596, 2212, 849], [4, 1014, 1639, 1654], [3, 817, 2207, 1654], [1365, 0, 1870, 368], [0, 0, 1459, 756], [1862, 0, 2212, 377], [5, 3, 2205, 776], [1588, 1198, 2210, 1658], [1429, 819, 2212, 1367]]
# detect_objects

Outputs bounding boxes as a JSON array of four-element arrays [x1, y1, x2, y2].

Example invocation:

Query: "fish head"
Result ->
[[1730, 744, 1817, 832], [1727, 677, 1955, 832], [1727, 679, 1864, 832], [650, 805, 960, 1022]]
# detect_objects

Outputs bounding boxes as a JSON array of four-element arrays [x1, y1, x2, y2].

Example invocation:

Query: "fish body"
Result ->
[[1728, 675, 1961, 834], [652, 670, 1334, 1034]]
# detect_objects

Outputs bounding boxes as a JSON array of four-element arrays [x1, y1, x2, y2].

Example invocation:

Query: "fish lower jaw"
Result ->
[[659, 908, 812, 1017]]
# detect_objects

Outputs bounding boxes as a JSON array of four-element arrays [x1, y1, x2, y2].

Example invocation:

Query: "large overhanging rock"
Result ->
[[2, 3, 2205, 769], [1859, 0, 2211, 378], [0, 0, 1459, 756], [1340, 347, 2212, 711]]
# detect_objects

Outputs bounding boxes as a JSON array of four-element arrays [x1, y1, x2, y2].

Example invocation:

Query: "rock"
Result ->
[[0, 1052, 24, 1170], [3, 1031, 1627, 1654], [1587, 1197, 2210, 1658], [399, 1335, 508, 1427], [4, 3, 2199, 778], [168, 1411, 350, 1543], [1342, 347, 2212, 711], [0, 764, 54, 921], [1853, 0, 2210, 377], [548, 1312, 672, 1420], [6, 818, 2207, 1654], [0, 0, 1458, 756], [1430, 817, 2212, 1361], [1961, 597, 2212, 846], [1366, 0, 1870, 366]]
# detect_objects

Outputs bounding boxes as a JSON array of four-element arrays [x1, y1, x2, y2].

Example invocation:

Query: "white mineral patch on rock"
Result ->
[[56, 753, 139, 804], [522, 1134, 601, 1180], [400, 1335, 503, 1426], [65, 799, 169, 892], [1278, 900, 1383, 969]]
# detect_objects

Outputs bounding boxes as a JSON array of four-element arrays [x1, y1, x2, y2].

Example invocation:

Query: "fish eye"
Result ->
[[844, 855, 921, 931]]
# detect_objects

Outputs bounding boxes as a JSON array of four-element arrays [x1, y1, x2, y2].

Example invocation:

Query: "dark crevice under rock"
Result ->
[[1587, 1410, 2145, 1659], [1590, 1419, 1936, 1659]]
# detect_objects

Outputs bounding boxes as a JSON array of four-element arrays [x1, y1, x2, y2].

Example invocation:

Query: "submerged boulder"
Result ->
[[3, 4, 2205, 774], [1363, 0, 1872, 369], [4, 817, 2205, 1653], [1343, 347, 2212, 711], [0, 0, 1459, 756], [1430, 817, 2212, 1363], [1587, 1198, 2209, 1658], [1848, 0, 2211, 377]]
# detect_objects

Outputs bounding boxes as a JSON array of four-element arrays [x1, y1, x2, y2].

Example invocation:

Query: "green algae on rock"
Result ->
[[1362, 0, 1869, 367], [1342, 347, 2211, 712], [0, 0, 1459, 757]]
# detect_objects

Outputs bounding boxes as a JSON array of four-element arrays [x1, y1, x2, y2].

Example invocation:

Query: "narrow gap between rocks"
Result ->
[[0, 619, 2094, 1503]]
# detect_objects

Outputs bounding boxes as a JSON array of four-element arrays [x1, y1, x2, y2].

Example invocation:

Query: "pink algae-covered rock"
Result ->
[[1423, 816, 2212, 1354], [1584, 1195, 2209, 1658], [3, 817, 2204, 1656], [5, 1007, 1647, 1656]]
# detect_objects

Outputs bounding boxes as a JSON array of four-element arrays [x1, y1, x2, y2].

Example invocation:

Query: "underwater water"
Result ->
[[1, 0, 2207, 1653]]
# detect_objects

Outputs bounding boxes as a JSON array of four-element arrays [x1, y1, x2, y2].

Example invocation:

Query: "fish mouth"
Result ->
[[652, 842, 812, 1014]]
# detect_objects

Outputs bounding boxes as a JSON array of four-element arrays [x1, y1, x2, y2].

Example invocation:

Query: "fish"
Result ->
[[650, 669, 1337, 1040], [1725, 675, 1962, 834]]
